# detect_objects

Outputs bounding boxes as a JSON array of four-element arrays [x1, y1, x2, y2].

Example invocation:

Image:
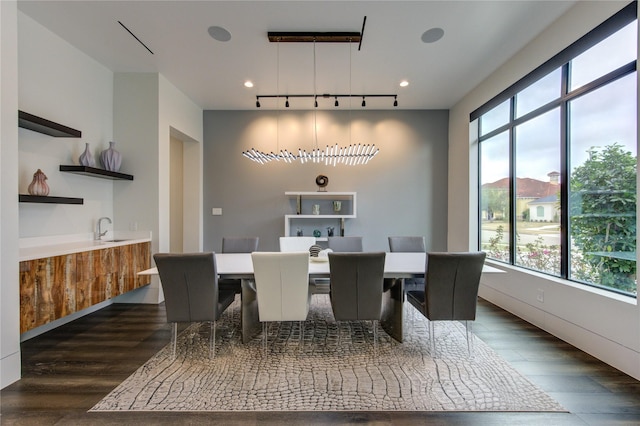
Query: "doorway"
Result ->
[[169, 127, 202, 253]]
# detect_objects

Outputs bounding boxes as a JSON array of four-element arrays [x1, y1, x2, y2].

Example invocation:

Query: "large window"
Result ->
[[475, 3, 637, 297]]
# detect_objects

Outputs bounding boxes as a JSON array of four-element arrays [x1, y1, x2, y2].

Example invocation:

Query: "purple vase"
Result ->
[[78, 143, 95, 167], [100, 141, 122, 172]]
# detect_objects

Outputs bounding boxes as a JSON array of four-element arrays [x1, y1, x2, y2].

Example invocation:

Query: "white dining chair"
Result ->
[[279, 236, 316, 252], [251, 252, 311, 354]]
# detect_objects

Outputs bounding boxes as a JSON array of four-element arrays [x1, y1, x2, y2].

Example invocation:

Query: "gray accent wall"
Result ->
[[203, 109, 448, 252]]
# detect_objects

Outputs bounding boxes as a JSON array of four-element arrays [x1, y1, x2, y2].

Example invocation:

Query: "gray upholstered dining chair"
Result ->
[[153, 252, 236, 359], [328, 252, 386, 351], [251, 252, 311, 354], [388, 236, 426, 253], [222, 236, 259, 253], [219, 236, 259, 294], [387, 236, 426, 293], [327, 236, 363, 252], [406, 251, 486, 356]]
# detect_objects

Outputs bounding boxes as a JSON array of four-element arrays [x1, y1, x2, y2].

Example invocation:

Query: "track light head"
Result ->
[[393, 96, 398, 107], [361, 96, 366, 107], [285, 96, 289, 108], [334, 97, 339, 107], [314, 96, 318, 108], [256, 98, 261, 108]]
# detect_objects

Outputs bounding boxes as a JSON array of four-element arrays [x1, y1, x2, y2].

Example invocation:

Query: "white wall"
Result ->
[[1, 0, 21, 389], [113, 73, 203, 304], [1, 11, 203, 385], [170, 136, 184, 252], [449, 0, 640, 379], [158, 75, 203, 253], [18, 12, 115, 238]]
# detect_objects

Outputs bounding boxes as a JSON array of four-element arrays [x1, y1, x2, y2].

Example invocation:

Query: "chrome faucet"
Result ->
[[95, 216, 112, 240]]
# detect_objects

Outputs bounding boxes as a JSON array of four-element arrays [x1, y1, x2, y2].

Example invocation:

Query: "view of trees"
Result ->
[[483, 143, 637, 295], [570, 143, 637, 293]]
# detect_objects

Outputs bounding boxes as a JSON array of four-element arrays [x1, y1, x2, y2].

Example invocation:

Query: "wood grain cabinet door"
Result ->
[[20, 242, 152, 334]]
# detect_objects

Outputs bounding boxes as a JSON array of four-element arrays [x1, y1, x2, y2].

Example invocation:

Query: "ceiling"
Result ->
[[17, 1, 577, 110]]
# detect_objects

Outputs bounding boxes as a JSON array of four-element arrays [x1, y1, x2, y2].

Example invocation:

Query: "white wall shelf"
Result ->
[[284, 191, 356, 238]]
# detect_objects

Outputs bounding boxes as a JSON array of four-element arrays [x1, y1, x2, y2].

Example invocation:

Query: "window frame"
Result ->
[[474, 1, 637, 297]]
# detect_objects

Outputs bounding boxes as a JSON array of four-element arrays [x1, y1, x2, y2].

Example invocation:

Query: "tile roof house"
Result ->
[[482, 172, 560, 220]]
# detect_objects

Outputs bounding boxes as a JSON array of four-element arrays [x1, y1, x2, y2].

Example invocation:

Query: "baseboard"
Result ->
[[479, 285, 640, 380], [1, 351, 21, 389]]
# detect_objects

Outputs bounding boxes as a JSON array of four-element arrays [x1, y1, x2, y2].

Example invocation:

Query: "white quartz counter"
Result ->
[[19, 232, 152, 262]]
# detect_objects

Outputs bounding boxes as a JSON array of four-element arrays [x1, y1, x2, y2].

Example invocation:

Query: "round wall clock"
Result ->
[[315, 175, 329, 191]]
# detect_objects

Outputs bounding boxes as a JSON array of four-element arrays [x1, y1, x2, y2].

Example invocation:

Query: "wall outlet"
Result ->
[[211, 208, 222, 216], [536, 289, 544, 303], [129, 221, 138, 231]]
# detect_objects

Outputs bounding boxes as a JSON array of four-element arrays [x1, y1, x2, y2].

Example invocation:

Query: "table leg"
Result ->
[[381, 278, 404, 342], [241, 278, 260, 344]]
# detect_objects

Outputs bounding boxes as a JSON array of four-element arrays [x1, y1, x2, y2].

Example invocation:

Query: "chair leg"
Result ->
[[262, 322, 267, 356], [171, 322, 178, 360], [372, 320, 378, 356], [299, 321, 304, 354], [209, 321, 216, 359], [429, 320, 436, 357], [465, 320, 474, 357]]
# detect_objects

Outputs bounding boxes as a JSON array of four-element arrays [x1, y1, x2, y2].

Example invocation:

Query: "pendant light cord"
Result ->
[[349, 39, 352, 145], [313, 39, 318, 151], [276, 39, 280, 154]]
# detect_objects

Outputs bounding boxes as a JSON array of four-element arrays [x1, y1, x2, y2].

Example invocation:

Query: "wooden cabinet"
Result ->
[[20, 242, 151, 333]]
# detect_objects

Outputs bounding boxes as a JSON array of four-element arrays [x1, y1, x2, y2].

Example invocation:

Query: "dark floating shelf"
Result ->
[[18, 110, 81, 138], [59, 165, 134, 181], [19, 194, 84, 205]]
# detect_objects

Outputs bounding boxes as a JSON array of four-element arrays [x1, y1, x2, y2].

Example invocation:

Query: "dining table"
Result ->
[[140, 252, 504, 343]]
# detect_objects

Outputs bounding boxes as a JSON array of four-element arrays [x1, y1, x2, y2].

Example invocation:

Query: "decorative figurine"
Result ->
[[315, 174, 328, 192], [27, 169, 50, 196], [79, 143, 96, 167], [100, 141, 122, 172]]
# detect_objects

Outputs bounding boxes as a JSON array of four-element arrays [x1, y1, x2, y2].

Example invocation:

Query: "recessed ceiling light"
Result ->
[[400, 80, 409, 87], [208, 26, 231, 42], [244, 81, 254, 88], [421, 27, 444, 44]]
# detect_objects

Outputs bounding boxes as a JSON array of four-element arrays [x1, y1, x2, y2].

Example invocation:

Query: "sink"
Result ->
[[98, 239, 130, 243]]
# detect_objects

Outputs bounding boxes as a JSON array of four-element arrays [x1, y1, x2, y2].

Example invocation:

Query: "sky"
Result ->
[[479, 21, 637, 184]]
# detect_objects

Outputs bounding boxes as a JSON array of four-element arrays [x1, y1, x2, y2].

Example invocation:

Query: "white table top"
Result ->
[[138, 252, 504, 276]]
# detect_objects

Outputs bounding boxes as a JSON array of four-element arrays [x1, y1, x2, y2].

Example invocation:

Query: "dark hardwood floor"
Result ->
[[2, 298, 640, 425]]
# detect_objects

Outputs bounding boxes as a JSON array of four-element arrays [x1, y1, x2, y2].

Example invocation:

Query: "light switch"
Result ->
[[211, 208, 222, 216]]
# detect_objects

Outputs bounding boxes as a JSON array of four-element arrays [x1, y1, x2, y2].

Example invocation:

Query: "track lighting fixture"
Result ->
[[254, 93, 398, 107], [394, 96, 398, 107], [243, 27, 386, 166]]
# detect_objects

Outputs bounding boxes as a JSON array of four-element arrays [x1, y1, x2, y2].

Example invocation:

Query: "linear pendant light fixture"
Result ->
[[242, 20, 388, 166]]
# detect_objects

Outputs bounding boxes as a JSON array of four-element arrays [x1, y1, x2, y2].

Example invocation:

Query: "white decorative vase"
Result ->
[[78, 142, 95, 167], [27, 169, 50, 196], [100, 141, 122, 172]]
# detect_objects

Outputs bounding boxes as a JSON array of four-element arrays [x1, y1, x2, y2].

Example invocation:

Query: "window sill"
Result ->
[[485, 259, 637, 305]]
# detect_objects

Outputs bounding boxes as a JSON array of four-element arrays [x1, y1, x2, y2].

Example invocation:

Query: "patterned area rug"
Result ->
[[91, 295, 565, 412]]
